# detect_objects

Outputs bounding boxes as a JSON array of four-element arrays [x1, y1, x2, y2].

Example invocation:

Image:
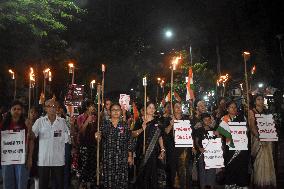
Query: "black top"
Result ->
[[133, 117, 162, 160], [194, 126, 217, 150]]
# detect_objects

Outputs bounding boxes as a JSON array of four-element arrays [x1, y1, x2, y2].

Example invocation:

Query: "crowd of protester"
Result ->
[[0, 94, 278, 189]]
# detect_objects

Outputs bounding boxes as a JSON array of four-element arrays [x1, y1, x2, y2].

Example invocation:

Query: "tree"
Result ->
[[0, 0, 84, 105], [169, 50, 217, 102], [0, 0, 83, 37]]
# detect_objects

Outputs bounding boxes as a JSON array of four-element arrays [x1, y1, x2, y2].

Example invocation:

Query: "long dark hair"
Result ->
[[226, 100, 237, 109], [253, 94, 264, 107], [2, 100, 26, 130], [146, 101, 156, 109], [81, 99, 95, 114]]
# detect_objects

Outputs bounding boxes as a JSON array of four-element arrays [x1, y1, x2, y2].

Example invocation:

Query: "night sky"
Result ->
[[0, 0, 283, 104]]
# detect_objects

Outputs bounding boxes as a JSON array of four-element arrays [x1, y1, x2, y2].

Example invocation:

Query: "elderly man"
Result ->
[[31, 99, 68, 189]]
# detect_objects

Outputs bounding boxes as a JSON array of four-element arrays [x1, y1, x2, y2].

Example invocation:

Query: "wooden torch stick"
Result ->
[[96, 84, 101, 186], [143, 77, 147, 155], [243, 52, 251, 119]]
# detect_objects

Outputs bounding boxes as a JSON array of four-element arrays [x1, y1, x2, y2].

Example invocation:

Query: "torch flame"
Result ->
[[43, 68, 50, 73], [172, 56, 182, 70], [217, 74, 229, 85], [30, 68, 35, 81], [48, 71, 52, 82], [8, 69, 15, 79], [68, 63, 74, 68]]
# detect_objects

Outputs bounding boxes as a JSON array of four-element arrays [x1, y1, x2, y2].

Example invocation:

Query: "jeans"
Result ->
[[2, 164, 29, 189]]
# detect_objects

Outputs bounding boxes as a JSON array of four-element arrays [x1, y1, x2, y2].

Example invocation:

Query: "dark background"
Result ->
[[0, 0, 283, 105]]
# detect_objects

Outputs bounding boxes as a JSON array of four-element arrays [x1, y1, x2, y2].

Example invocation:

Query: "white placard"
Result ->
[[1, 130, 26, 165], [255, 114, 278, 141], [119, 94, 131, 111], [174, 120, 193, 147], [228, 122, 248, 151], [202, 133, 224, 169]]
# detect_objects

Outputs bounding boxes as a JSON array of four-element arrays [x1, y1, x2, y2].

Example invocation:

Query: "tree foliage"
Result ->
[[0, 0, 84, 37], [168, 50, 217, 101]]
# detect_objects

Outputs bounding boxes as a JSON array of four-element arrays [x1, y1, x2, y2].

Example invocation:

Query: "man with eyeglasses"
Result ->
[[30, 99, 68, 189]]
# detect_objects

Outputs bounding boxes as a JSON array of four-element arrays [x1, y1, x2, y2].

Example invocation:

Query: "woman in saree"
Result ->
[[248, 94, 277, 189], [217, 100, 250, 189], [133, 101, 166, 189]]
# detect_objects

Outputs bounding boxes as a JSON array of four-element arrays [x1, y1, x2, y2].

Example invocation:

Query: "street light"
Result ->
[[258, 83, 264, 88], [8, 69, 16, 100], [68, 62, 75, 84], [90, 80, 96, 99], [165, 30, 173, 38]]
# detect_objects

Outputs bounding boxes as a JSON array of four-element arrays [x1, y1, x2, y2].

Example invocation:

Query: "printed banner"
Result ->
[[174, 120, 193, 147], [202, 132, 224, 169], [228, 122, 248, 151], [1, 130, 26, 165], [255, 114, 278, 141], [65, 84, 84, 107]]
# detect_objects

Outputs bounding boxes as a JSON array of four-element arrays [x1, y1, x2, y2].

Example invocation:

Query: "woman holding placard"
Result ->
[[0, 100, 29, 189], [163, 102, 192, 188], [217, 100, 250, 189], [249, 94, 276, 189]]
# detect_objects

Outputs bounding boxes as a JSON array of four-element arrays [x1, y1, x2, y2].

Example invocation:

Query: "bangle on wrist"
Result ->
[[161, 148, 166, 152]]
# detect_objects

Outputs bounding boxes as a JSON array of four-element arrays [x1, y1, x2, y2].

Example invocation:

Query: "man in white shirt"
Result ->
[[31, 99, 67, 189]]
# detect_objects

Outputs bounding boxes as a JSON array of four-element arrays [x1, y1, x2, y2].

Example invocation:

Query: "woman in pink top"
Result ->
[[76, 100, 100, 189]]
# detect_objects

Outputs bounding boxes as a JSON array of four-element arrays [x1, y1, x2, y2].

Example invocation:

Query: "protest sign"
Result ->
[[255, 114, 278, 141], [228, 122, 248, 151], [202, 132, 224, 169], [119, 94, 130, 111], [174, 120, 193, 147], [65, 84, 84, 107], [1, 130, 26, 165]]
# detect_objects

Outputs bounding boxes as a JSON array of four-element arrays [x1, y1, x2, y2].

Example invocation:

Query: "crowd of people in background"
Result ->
[[0, 93, 279, 189]]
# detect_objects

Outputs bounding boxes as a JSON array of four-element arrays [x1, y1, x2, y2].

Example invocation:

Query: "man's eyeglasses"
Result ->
[[46, 104, 56, 108]]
